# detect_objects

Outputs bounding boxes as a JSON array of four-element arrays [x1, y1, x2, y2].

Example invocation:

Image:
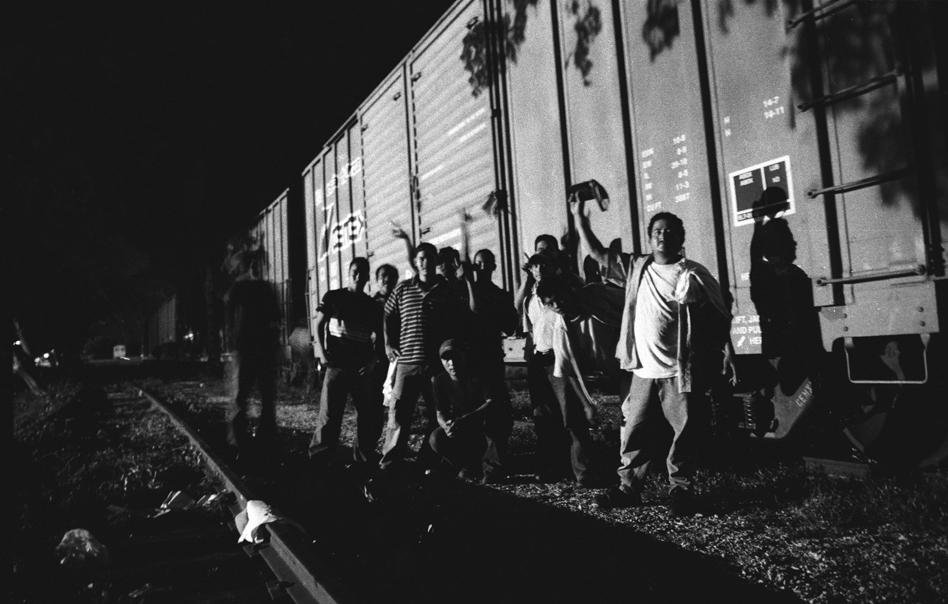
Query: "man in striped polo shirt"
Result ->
[[309, 257, 385, 468], [380, 242, 465, 470]]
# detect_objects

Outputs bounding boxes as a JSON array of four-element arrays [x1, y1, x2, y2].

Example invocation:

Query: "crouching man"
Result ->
[[429, 339, 502, 483]]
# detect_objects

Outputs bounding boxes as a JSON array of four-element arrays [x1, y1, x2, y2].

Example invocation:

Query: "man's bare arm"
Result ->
[[570, 194, 609, 267]]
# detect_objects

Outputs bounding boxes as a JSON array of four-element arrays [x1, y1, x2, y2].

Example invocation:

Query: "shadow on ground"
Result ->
[[239, 431, 804, 604]]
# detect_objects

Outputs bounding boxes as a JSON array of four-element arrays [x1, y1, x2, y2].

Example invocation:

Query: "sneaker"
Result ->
[[668, 489, 698, 517], [593, 486, 642, 510]]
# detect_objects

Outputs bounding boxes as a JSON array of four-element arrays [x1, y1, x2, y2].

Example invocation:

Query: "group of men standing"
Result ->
[[228, 193, 736, 517]]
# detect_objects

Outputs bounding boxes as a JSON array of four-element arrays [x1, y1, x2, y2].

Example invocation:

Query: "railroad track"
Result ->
[[139, 385, 351, 604]]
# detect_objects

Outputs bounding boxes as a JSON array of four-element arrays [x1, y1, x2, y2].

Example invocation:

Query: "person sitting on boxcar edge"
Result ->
[[309, 257, 385, 472], [458, 211, 519, 475], [224, 251, 282, 457], [429, 339, 502, 482], [572, 197, 736, 516], [380, 242, 466, 472], [517, 251, 595, 486]]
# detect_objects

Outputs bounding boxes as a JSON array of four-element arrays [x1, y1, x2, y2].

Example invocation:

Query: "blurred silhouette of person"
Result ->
[[224, 249, 282, 455]]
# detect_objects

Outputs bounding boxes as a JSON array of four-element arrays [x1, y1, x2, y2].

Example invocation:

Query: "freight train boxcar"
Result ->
[[299, 0, 948, 468]]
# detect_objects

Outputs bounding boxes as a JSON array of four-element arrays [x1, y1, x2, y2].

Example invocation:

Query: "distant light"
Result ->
[[43, 352, 50, 358], [185, 332, 194, 341], [14, 340, 21, 346]]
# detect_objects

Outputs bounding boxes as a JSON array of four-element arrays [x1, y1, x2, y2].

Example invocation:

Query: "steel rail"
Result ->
[[138, 386, 353, 604]]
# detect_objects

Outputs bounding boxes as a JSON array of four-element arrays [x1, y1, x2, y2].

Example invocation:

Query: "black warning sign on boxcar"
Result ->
[[729, 156, 794, 226]]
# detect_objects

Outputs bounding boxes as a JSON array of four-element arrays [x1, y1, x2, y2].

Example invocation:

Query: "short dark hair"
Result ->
[[535, 278, 569, 304], [438, 246, 460, 265], [415, 242, 438, 260], [474, 249, 495, 265], [647, 212, 685, 241], [350, 257, 369, 273], [376, 263, 398, 280], [534, 234, 559, 251]]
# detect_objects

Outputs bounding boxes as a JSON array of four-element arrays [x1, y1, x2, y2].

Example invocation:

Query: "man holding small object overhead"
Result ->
[[571, 185, 736, 516]]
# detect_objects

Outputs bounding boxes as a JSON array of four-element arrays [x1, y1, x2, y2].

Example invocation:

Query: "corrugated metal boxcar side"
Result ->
[[297, 0, 948, 464]]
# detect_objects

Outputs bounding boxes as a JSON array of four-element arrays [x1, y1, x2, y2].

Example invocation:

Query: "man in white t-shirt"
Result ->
[[572, 197, 735, 516]]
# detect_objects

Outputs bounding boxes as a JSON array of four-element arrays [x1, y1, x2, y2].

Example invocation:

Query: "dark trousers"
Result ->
[[379, 363, 438, 468], [429, 426, 501, 475], [527, 351, 592, 482], [227, 352, 278, 449], [478, 358, 513, 469], [309, 365, 384, 464], [617, 374, 698, 494]]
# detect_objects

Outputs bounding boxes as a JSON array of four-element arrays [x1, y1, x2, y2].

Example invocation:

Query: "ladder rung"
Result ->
[[806, 165, 913, 199], [787, 0, 855, 30], [798, 69, 901, 112]]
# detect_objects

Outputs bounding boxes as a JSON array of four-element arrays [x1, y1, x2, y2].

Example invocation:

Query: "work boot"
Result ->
[[592, 486, 643, 510]]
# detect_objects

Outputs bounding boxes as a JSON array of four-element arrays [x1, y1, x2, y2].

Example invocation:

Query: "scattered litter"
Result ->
[[128, 583, 152, 599], [56, 529, 111, 569], [160, 490, 195, 510], [236, 500, 282, 544], [196, 493, 222, 507]]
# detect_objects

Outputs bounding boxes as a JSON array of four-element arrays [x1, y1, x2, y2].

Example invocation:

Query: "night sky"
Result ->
[[9, 0, 454, 349]]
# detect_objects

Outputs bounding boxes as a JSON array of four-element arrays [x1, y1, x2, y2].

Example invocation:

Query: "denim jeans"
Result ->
[[527, 351, 592, 482], [617, 374, 698, 493], [379, 363, 438, 468], [309, 365, 384, 464]]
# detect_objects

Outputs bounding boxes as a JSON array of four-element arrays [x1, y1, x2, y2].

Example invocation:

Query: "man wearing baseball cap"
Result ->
[[428, 338, 501, 482]]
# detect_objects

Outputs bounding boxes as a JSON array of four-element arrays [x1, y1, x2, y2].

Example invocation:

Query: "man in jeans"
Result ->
[[380, 242, 464, 470], [572, 197, 735, 516], [517, 251, 594, 485], [309, 257, 385, 468]]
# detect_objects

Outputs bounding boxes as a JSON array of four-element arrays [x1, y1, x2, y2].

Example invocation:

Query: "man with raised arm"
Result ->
[[380, 242, 464, 470], [458, 212, 519, 477], [571, 195, 735, 516]]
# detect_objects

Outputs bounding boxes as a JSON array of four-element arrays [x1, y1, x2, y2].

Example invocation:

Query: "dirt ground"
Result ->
[[13, 381, 276, 604], [138, 373, 948, 604]]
